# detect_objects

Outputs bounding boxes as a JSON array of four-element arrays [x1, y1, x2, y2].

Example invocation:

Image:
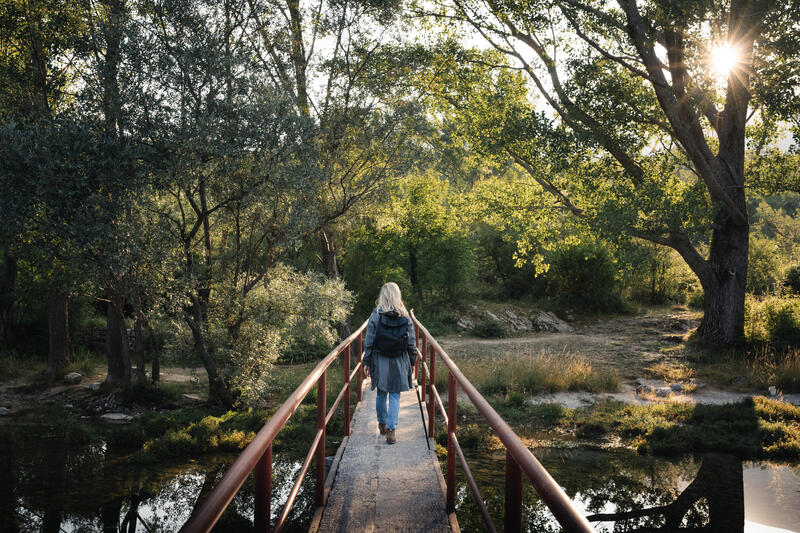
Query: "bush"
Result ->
[[748, 237, 784, 295], [745, 296, 800, 348], [786, 266, 800, 296], [544, 241, 624, 312], [470, 319, 508, 338]]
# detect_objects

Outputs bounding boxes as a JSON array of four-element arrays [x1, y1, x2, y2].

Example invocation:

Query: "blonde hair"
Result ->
[[376, 282, 408, 316]]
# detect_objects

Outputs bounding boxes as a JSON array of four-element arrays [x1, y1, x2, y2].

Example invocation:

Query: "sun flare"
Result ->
[[711, 43, 740, 77]]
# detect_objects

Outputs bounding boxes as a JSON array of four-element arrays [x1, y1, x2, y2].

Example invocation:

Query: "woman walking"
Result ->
[[362, 282, 417, 444]]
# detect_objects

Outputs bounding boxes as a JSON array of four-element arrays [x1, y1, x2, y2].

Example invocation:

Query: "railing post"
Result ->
[[420, 335, 427, 404], [357, 331, 363, 402], [343, 344, 351, 436], [427, 344, 435, 439], [315, 371, 326, 507], [414, 321, 419, 380], [446, 371, 457, 513], [505, 448, 522, 532], [254, 444, 272, 532]]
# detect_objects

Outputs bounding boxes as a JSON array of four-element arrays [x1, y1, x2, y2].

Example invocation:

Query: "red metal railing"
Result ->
[[410, 311, 595, 533], [179, 319, 369, 533]]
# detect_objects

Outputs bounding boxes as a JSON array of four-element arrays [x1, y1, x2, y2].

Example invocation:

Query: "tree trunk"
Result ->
[[0, 249, 16, 347], [134, 310, 146, 385], [46, 290, 70, 375], [320, 229, 351, 339], [697, 213, 749, 346], [185, 299, 235, 408], [105, 285, 131, 386]]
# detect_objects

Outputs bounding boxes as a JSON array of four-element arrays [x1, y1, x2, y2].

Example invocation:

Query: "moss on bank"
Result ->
[[455, 395, 800, 460]]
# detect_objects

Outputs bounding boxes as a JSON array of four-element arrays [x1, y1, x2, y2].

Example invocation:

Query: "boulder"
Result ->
[[503, 309, 532, 332], [533, 311, 574, 333], [456, 317, 475, 331], [635, 384, 653, 395], [100, 413, 133, 424], [769, 386, 778, 397], [484, 311, 501, 322], [0, 407, 10, 416], [85, 382, 102, 391], [670, 383, 684, 393], [64, 372, 82, 385], [655, 387, 671, 398]]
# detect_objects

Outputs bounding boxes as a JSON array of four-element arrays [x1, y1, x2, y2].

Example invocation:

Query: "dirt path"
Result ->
[[437, 307, 800, 408]]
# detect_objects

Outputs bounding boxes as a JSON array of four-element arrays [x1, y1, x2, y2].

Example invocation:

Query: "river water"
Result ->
[[2, 423, 799, 532]]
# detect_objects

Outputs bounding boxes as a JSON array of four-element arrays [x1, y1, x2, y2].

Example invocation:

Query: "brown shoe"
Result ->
[[378, 422, 386, 435], [386, 429, 396, 444]]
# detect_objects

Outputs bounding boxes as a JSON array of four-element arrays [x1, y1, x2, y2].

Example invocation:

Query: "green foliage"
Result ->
[[342, 173, 475, 314], [469, 320, 508, 338], [557, 397, 800, 459], [163, 264, 352, 406], [132, 410, 265, 463], [626, 243, 699, 305], [745, 297, 800, 348], [748, 237, 784, 295], [544, 241, 624, 312], [785, 266, 800, 295]]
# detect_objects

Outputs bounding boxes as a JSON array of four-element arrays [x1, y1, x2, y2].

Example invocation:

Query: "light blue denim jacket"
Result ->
[[362, 308, 417, 393]]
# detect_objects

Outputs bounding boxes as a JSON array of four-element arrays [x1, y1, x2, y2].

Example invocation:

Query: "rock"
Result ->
[[0, 407, 10, 416], [64, 372, 82, 385], [503, 309, 532, 332], [85, 382, 102, 391], [635, 384, 653, 394], [456, 317, 475, 331], [670, 383, 684, 392], [100, 413, 133, 424], [182, 393, 203, 403], [655, 387, 671, 398], [533, 311, 574, 333], [769, 386, 778, 397], [484, 311, 501, 322]]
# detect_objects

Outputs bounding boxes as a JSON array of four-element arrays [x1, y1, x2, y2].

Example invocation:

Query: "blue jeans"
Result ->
[[376, 389, 400, 430]]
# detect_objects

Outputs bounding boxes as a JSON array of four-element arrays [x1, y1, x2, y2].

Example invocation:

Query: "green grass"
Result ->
[[448, 394, 800, 459]]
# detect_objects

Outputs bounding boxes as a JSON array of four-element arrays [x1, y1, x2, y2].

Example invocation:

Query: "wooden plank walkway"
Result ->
[[310, 381, 458, 533]]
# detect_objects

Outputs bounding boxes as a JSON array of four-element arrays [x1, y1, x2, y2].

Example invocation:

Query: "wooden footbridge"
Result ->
[[179, 313, 595, 532]]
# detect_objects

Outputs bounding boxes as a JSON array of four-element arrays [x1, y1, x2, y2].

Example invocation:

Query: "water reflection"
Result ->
[[1, 424, 317, 532], [4, 419, 799, 532], [453, 448, 800, 533]]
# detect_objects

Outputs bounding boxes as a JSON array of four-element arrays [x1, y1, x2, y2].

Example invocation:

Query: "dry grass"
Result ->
[[748, 347, 800, 392], [435, 348, 620, 395], [645, 362, 695, 383]]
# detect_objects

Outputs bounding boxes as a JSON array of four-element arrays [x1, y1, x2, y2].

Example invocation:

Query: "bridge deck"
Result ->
[[310, 381, 458, 533]]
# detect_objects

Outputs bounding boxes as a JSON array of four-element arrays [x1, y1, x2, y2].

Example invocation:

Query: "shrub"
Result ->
[[745, 296, 800, 348], [544, 241, 623, 312], [470, 319, 508, 338], [747, 237, 783, 295], [786, 266, 800, 296], [687, 291, 705, 310]]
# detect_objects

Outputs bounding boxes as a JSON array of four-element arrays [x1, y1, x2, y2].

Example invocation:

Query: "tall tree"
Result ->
[[0, 0, 85, 366], [248, 0, 423, 334], [422, 0, 800, 345]]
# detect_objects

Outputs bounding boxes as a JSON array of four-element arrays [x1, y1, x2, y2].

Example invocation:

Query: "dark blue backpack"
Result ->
[[374, 312, 409, 357]]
